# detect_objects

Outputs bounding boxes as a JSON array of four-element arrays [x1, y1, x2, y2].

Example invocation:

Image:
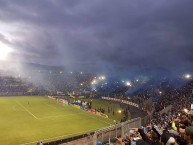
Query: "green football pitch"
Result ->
[[0, 96, 114, 145]]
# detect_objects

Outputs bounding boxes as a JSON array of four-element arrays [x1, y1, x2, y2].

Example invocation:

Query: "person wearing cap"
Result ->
[[160, 133, 178, 145], [184, 126, 193, 145]]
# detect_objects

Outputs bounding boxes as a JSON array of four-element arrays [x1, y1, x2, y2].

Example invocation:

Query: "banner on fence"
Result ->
[[102, 97, 139, 108]]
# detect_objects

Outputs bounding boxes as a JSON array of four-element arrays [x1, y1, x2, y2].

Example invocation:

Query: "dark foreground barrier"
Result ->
[[43, 132, 95, 145], [43, 117, 145, 145]]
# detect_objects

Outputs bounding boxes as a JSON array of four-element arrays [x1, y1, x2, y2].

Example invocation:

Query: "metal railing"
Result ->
[[52, 117, 144, 145]]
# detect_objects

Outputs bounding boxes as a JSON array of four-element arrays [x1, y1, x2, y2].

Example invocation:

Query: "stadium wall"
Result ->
[[0, 92, 23, 96]]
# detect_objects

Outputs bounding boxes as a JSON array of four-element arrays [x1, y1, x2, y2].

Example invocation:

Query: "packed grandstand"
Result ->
[[0, 64, 193, 145]]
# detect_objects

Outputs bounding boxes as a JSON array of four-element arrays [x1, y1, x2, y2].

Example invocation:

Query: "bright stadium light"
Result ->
[[101, 76, 106, 80], [91, 80, 97, 85], [185, 74, 191, 79], [118, 110, 122, 113], [0, 42, 13, 61], [126, 81, 131, 86], [99, 76, 106, 80]]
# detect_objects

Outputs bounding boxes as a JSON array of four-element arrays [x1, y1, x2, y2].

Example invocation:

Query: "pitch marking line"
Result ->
[[16, 101, 38, 119], [21, 127, 104, 145]]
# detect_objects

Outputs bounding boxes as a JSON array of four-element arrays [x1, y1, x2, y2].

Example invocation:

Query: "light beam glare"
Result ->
[[0, 42, 13, 61]]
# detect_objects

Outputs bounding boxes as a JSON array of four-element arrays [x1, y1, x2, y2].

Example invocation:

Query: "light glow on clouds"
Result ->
[[0, 42, 13, 60], [0, 0, 193, 74]]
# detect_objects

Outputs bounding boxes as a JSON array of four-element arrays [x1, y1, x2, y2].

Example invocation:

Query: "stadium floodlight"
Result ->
[[101, 76, 106, 80], [118, 110, 122, 113], [159, 91, 162, 94], [184, 74, 191, 79], [91, 80, 97, 85], [126, 81, 131, 86], [99, 76, 106, 80]]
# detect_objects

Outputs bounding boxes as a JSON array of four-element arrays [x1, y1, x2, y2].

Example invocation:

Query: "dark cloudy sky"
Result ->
[[0, 0, 193, 74]]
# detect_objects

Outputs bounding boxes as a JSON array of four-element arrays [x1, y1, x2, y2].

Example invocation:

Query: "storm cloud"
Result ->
[[0, 0, 193, 75]]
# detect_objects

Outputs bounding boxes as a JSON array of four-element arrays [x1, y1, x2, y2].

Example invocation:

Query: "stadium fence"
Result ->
[[44, 117, 144, 145]]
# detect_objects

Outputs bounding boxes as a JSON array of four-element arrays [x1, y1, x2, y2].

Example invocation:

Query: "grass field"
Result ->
[[0, 96, 114, 145], [75, 98, 130, 121]]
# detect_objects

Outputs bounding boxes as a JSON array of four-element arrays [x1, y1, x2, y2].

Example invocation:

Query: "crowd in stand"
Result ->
[[0, 76, 30, 95], [100, 81, 193, 145], [102, 114, 193, 145], [1, 69, 193, 145], [155, 81, 193, 112], [0, 71, 95, 96]]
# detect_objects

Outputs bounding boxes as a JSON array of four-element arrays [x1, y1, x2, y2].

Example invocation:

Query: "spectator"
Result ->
[[184, 126, 193, 145], [160, 133, 178, 145]]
